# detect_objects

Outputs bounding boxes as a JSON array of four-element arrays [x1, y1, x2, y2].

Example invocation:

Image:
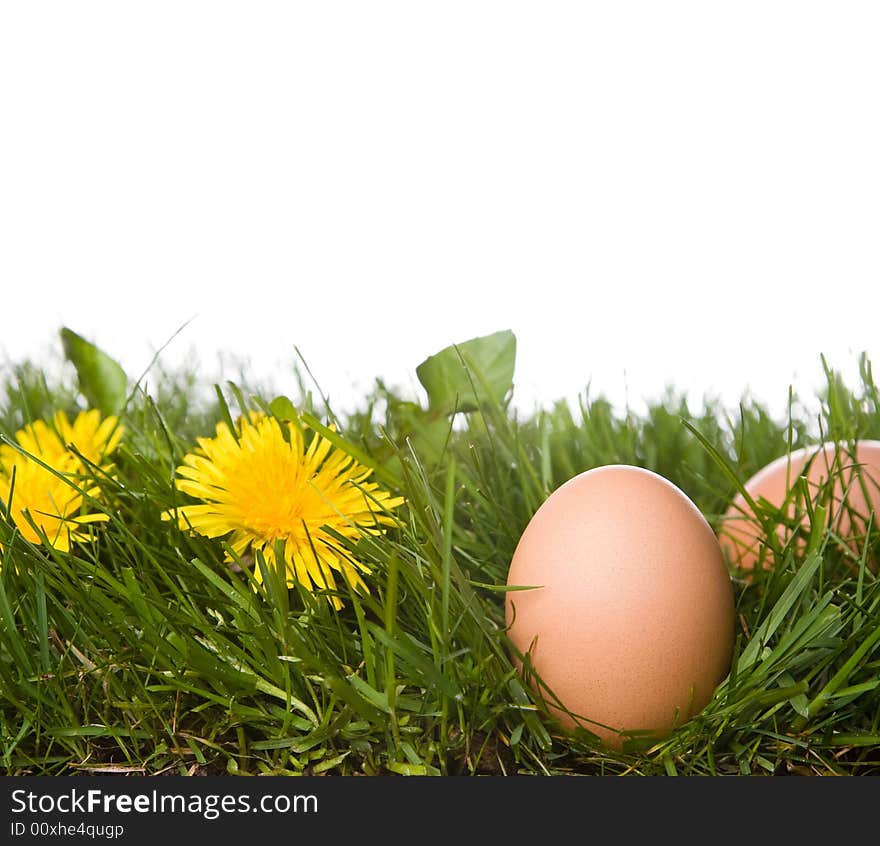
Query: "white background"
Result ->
[[1, 2, 878, 418]]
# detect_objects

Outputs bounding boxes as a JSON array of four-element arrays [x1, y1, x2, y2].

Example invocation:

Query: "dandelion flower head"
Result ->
[[0, 410, 124, 551], [167, 412, 404, 609]]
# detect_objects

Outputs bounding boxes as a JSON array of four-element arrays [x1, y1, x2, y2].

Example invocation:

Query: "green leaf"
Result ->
[[269, 395, 298, 421], [396, 401, 452, 461], [60, 327, 127, 415], [386, 761, 430, 776], [415, 329, 516, 415], [346, 673, 393, 714]]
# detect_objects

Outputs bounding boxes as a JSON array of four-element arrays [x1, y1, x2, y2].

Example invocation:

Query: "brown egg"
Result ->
[[718, 440, 880, 572], [505, 465, 735, 751]]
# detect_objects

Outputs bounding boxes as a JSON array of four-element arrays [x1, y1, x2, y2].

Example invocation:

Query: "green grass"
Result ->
[[1, 338, 879, 776]]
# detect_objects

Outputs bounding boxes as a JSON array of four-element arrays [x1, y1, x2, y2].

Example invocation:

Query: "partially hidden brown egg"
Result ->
[[505, 465, 735, 751], [718, 440, 880, 572]]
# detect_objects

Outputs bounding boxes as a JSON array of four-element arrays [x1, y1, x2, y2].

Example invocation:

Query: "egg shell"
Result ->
[[718, 440, 880, 572], [505, 464, 735, 751]]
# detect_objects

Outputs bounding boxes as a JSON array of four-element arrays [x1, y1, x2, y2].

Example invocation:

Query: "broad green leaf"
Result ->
[[60, 327, 127, 415], [416, 329, 516, 415]]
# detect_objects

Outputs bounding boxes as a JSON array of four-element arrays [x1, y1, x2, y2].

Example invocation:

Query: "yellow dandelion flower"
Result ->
[[0, 452, 109, 552], [166, 412, 404, 609], [0, 409, 123, 552]]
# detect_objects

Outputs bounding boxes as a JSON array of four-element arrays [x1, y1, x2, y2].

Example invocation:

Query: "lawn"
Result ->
[[1, 328, 878, 776]]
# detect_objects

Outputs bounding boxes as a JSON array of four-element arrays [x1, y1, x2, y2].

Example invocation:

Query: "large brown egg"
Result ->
[[718, 440, 880, 572], [505, 465, 735, 751]]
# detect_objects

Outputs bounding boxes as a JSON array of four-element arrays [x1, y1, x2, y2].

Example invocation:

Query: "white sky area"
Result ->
[[1, 3, 878, 421]]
